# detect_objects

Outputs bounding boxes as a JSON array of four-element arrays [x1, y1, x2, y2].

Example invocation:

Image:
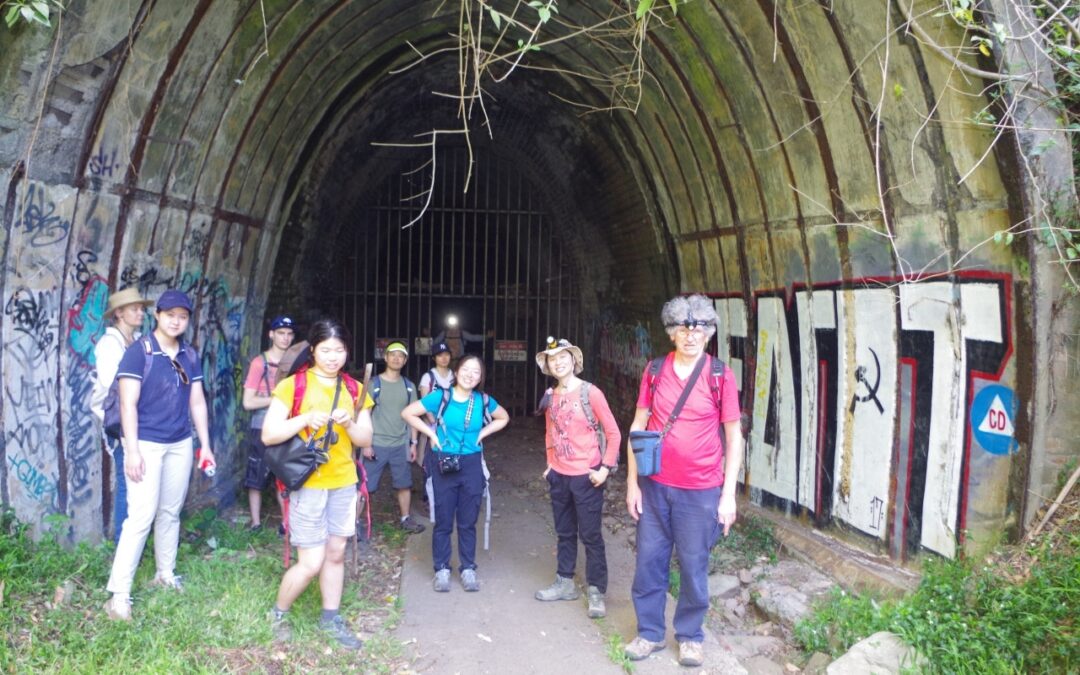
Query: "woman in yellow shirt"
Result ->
[[261, 318, 373, 649]]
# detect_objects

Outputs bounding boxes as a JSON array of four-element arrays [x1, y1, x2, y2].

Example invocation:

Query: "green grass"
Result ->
[[794, 534, 1079, 674], [710, 513, 778, 573], [0, 506, 406, 673], [603, 628, 634, 673]]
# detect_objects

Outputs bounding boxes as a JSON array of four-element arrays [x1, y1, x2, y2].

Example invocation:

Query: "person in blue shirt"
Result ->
[[402, 354, 509, 592], [102, 289, 214, 621]]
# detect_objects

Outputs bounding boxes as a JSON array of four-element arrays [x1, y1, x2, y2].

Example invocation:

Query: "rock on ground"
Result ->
[[750, 560, 837, 628], [826, 631, 926, 675]]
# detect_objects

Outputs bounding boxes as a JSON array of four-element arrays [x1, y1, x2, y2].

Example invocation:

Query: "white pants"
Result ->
[[106, 438, 193, 594]]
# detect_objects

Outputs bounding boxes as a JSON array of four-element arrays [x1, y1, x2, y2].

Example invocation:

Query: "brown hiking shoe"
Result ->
[[678, 641, 704, 667], [624, 636, 665, 661]]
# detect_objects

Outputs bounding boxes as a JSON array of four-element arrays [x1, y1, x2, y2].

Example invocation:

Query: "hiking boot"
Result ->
[[678, 640, 704, 667], [433, 568, 451, 592], [320, 614, 363, 650], [103, 595, 131, 621], [149, 575, 184, 592], [269, 610, 292, 643], [534, 575, 579, 601], [624, 636, 665, 661], [586, 585, 606, 618], [399, 516, 425, 534], [461, 568, 480, 592]]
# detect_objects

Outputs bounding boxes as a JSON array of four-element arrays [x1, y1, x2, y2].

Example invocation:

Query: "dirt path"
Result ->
[[393, 417, 746, 674]]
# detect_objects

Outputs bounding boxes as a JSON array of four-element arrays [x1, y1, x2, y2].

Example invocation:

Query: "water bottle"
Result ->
[[197, 448, 216, 477]]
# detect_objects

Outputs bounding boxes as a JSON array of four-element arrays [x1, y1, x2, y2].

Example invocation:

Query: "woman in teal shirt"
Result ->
[[403, 354, 509, 592]]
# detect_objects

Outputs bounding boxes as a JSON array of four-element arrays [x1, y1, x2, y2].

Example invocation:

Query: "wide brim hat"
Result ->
[[106, 287, 152, 315], [535, 341, 584, 376]]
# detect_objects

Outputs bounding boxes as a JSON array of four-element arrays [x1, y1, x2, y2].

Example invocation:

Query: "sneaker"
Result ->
[[149, 575, 184, 592], [269, 609, 292, 643], [399, 515, 425, 534], [586, 585, 606, 618], [319, 614, 362, 650], [103, 595, 131, 621], [624, 636, 665, 661], [433, 568, 451, 592], [534, 575, 579, 601], [461, 568, 480, 592], [678, 640, 704, 667]]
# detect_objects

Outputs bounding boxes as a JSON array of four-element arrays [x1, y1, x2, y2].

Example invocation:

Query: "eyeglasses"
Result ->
[[170, 358, 190, 385], [546, 336, 571, 350], [667, 320, 712, 339]]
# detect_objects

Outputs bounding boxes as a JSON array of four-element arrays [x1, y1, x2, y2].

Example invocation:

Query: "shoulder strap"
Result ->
[[481, 392, 492, 426], [140, 337, 155, 379], [260, 354, 271, 395], [646, 356, 665, 407], [290, 367, 308, 418], [342, 372, 360, 401], [435, 388, 452, 425], [709, 354, 726, 410], [404, 377, 415, 403], [658, 356, 709, 437], [370, 375, 382, 404], [579, 381, 605, 457]]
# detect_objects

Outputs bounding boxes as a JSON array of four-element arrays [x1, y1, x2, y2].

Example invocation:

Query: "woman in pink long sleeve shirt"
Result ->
[[534, 338, 621, 619]]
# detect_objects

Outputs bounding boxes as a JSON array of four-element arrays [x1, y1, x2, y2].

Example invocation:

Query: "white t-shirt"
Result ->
[[419, 368, 454, 394]]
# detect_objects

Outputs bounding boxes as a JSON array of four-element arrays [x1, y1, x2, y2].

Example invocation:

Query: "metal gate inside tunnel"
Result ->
[[335, 146, 581, 416]]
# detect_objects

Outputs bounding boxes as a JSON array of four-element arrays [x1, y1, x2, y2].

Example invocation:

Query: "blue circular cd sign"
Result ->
[[971, 385, 1017, 456]]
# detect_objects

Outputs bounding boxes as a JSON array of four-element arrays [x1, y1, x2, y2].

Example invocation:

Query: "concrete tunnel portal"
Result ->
[[0, 1, 1077, 565]]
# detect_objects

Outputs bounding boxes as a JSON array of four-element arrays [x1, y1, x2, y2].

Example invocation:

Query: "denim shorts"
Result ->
[[288, 485, 357, 549]]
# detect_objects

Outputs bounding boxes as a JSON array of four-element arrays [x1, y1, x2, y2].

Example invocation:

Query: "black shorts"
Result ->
[[243, 427, 275, 490]]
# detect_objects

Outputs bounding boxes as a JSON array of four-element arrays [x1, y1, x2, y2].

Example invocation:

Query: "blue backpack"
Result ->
[[102, 337, 197, 439]]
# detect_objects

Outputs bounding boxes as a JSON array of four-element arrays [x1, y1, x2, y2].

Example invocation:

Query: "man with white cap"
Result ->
[[361, 341, 424, 534], [91, 287, 153, 544]]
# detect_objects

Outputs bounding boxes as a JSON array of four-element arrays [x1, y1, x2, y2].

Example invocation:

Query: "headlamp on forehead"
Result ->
[[546, 336, 570, 350], [666, 319, 713, 330]]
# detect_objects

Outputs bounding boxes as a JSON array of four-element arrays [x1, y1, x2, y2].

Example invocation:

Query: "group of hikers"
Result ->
[[89, 287, 744, 668]]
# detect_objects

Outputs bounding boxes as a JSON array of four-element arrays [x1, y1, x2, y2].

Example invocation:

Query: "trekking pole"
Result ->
[[353, 362, 373, 571]]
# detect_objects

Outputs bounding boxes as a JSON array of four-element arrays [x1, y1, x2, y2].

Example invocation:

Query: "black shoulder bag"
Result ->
[[264, 376, 344, 491], [629, 355, 708, 477]]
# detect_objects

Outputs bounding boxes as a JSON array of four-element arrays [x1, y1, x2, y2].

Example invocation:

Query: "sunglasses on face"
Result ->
[[170, 358, 190, 385]]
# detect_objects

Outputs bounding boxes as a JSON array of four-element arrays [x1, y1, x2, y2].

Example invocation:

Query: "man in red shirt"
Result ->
[[623, 294, 744, 668]]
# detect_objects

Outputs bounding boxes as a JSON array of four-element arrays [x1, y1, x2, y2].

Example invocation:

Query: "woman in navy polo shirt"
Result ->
[[103, 289, 215, 621], [402, 354, 509, 593]]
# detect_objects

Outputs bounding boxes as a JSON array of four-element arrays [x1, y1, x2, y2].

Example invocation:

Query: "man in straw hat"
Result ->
[[91, 287, 153, 544]]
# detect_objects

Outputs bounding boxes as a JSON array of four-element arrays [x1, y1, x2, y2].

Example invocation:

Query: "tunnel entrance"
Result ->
[[334, 145, 582, 416]]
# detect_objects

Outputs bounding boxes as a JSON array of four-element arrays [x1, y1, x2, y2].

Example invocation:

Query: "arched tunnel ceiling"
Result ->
[[39, 0, 1010, 295], [6, 0, 1071, 558]]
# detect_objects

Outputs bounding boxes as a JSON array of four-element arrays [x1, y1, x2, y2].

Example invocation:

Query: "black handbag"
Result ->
[[264, 376, 343, 491]]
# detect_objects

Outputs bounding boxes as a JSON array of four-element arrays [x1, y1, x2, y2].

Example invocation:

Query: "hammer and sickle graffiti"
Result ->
[[849, 347, 885, 414]]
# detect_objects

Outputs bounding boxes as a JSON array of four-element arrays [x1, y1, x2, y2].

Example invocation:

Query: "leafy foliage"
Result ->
[[1, 0, 62, 29], [795, 535, 1079, 673]]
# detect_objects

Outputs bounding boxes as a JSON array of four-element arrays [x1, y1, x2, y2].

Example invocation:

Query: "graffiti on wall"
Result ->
[[595, 314, 654, 420], [712, 273, 1013, 559]]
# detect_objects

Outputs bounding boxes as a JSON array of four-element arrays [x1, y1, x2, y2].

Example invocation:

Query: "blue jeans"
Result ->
[[110, 438, 128, 545], [431, 452, 485, 572], [631, 479, 721, 643]]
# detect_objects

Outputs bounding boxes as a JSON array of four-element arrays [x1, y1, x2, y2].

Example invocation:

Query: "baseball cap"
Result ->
[[270, 315, 294, 330], [385, 341, 408, 356], [432, 341, 451, 356], [156, 289, 193, 313]]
